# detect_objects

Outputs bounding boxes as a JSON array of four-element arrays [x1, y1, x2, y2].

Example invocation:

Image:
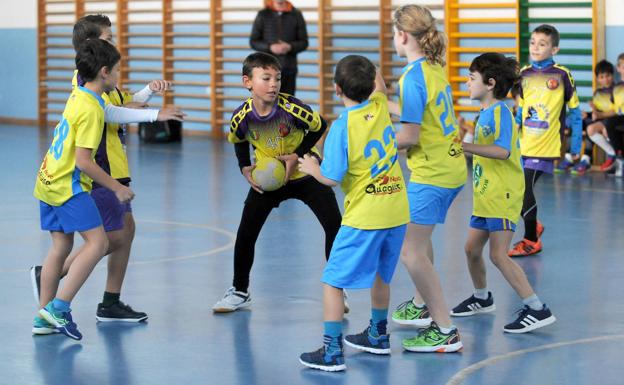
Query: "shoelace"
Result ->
[[513, 306, 531, 320]]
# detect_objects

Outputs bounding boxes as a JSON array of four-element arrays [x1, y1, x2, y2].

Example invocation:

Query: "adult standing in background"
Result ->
[[250, 0, 309, 95]]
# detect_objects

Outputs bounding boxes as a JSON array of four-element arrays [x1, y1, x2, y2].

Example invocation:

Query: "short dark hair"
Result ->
[[334, 55, 375, 103], [618, 52, 624, 64], [595, 59, 614, 76], [75, 39, 121, 83], [72, 14, 112, 52], [242, 52, 281, 78], [469, 53, 519, 100], [532, 24, 560, 47]]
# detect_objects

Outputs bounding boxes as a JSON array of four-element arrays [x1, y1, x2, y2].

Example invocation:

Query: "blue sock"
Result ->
[[52, 298, 71, 312], [370, 308, 388, 337], [323, 321, 342, 354]]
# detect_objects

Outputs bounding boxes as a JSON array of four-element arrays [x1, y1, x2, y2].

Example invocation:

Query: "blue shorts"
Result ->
[[91, 187, 132, 232], [39, 192, 103, 233], [407, 183, 463, 225], [322, 224, 407, 289], [470, 216, 516, 232]]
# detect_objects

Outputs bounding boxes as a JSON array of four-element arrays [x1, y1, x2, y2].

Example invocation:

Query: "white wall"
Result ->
[[0, 0, 36, 28]]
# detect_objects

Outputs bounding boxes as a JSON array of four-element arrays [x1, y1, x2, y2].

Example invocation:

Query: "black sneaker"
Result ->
[[300, 338, 346, 372], [450, 292, 496, 317], [503, 305, 556, 333], [30, 265, 42, 306], [96, 301, 148, 323], [344, 322, 391, 355]]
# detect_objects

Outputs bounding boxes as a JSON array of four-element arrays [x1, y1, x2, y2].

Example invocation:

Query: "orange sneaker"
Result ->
[[536, 221, 544, 238], [508, 238, 542, 257]]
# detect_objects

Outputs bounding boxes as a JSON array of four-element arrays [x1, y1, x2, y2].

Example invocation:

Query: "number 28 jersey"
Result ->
[[398, 58, 467, 188]]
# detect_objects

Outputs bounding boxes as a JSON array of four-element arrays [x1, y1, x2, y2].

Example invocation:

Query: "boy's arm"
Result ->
[[396, 123, 420, 150], [563, 70, 582, 155], [104, 104, 185, 124], [298, 154, 338, 186], [132, 80, 173, 103], [249, 13, 269, 52], [75, 147, 134, 203], [462, 142, 510, 160], [298, 118, 346, 187], [234, 141, 252, 172]]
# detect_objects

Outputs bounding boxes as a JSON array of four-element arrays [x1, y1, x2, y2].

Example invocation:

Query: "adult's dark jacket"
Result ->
[[249, 5, 309, 73]]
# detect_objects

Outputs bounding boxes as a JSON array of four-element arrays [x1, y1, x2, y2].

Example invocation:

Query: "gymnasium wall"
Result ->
[[1, 0, 623, 126]]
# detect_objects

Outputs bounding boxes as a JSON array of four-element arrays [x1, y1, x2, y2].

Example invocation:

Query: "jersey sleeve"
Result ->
[[563, 69, 580, 109], [282, 94, 322, 132], [320, 117, 348, 183], [399, 71, 427, 125], [228, 101, 252, 144], [75, 107, 104, 150], [493, 104, 513, 153]]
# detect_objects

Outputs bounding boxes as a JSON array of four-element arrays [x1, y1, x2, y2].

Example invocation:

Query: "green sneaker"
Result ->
[[402, 323, 463, 353], [391, 298, 432, 327], [32, 316, 59, 335]]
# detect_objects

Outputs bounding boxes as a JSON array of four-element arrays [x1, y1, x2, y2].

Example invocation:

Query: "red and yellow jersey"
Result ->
[[592, 86, 615, 113], [34, 86, 105, 205]]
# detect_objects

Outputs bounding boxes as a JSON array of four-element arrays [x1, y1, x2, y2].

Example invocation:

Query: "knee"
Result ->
[[97, 237, 110, 257], [489, 253, 506, 268], [587, 124, 598, 136], [465, 244, 480, 262]]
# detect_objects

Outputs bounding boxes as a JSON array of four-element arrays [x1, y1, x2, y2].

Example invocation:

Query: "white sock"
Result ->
[[411, 298, 426, 308], [589, 133, 616, 156], [438, 325, 456, 334], [581, 154, 591, 163], [522, 294, 543, 311], [474, 288, 489, 300], [564, 153, 573, 162], [463, 132, 474, 143]]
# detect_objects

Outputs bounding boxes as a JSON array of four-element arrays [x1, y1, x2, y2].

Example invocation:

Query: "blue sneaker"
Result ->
[[39, 302, 82, 340], [32, 316, 59, 335], [344, 323, 391, 354], [571, 160, 591, 176], [555, 157, 573, 174], [300, 336, 346, 372]]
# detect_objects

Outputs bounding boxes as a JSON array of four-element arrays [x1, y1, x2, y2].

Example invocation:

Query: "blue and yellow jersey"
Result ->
[[228, 93, 322, 180], [34, 86, 105, 206], [518, 62, 580, 158], [72, 70, 132, 185], [592, 86, 615, 113], [320, 92, 409, 229], [397, 58, 467, 188], [613, 82, 624, 114], [472, 101, 524, 223]]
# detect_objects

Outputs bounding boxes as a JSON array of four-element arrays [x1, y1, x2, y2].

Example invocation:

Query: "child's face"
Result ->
[[529, 32, 559, 62], [617, 59, 624, 80], [102, 61, 121, 93], [98, 27, 114, 45], [466, 71, 490, 101], [596, 72, 614, 88], [243, 66, 281, 104], [393, 26, 407, 58]]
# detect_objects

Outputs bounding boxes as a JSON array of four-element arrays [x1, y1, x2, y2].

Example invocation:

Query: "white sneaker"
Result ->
[[212, 287, 251, 313], [615, 158, 623, 177], [343, 290, 350, 314]]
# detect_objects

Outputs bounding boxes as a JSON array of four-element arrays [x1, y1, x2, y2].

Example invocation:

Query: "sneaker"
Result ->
[[96, 301, 148, 322], [450, 292, 496, 317], [343, 290, 350, 314], [39, 302, 82, 340], [32, 316, 59, 335], [503, 305, 556, 333], [508, 238, 542, 257], [571, 160, 591, 176], [391, 298, 432, 327], [300, 339, 346, 372], [212, 287, 251, 313], [554, 157, 573, 174], [402, 322, 463, 353], [344, 323, 391, 355], [30, 265, 41, 306], [600, 156, 616, 172], [536, 220, 545, 238]]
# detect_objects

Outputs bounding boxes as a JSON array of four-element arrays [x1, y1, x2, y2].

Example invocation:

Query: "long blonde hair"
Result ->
[[393, 4, 446, 66]]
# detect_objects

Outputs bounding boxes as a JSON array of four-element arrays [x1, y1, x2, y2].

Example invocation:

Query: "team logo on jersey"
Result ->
[[364, 113, 374, 121], [473, 163, 489, 194], [278, 122, 290, 137], [478, 123, 493, 137], [546, 77, 559, 90], [523, 104, 550, 130], [364, 175, 403, 195], [448, 136, 464, 158], [249, 129, 260, 141]]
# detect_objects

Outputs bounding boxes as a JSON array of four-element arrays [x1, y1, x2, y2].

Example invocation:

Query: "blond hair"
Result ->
[[393, 4, 446, 66]]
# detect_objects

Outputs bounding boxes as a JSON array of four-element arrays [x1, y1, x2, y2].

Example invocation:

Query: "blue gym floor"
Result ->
[[2, 123, 624, 385]]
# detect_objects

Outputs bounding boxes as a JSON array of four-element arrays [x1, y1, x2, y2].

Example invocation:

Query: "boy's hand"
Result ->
[[157, 106, 186, 122], [149, 80, 172, 94], [115, 185, 135, 203], [277, 153, 299, 183], [297, 154, 319, 176], [242, 165, 263, 194]]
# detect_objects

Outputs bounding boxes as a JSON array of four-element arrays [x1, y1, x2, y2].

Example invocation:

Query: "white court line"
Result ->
[[446, 334, 624, 385], [0, 219, 235, 273]]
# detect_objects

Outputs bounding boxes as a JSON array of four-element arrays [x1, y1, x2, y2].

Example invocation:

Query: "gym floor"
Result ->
[[2, 123, 624, 385]]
